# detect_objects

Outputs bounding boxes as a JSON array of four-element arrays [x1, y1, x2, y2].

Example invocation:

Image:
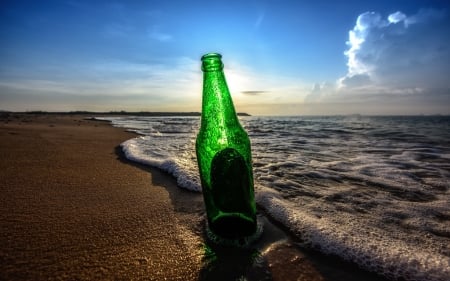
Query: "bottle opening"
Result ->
[[201, 53, 224, 72]]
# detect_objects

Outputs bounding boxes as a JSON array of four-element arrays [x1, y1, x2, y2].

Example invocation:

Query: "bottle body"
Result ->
[[196, 53, 257, 239]]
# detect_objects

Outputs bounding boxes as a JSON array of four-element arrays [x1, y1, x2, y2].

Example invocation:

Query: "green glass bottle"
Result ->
[[196, 53, 257, 242]]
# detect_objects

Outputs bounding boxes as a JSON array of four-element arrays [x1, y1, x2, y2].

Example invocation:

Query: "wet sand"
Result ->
[[0, 113, 388, 280]]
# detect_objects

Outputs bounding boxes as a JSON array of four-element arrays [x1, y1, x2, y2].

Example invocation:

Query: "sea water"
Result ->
[[98, 115, 450, 281]]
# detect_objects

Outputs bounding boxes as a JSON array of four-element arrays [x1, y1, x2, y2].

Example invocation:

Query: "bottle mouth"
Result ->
[[201, 53, 223, 72]]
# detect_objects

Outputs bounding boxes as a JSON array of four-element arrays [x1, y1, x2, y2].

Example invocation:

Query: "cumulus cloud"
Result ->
[[339, 74, 371, 88], [301, 8, 450, 114], [304, 82, 335, 103], [339, 8, 450, 90], [388, 11, 407, 24]]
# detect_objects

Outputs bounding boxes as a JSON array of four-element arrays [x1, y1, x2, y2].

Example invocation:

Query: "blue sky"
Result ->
[[1, 0, 449, 115]]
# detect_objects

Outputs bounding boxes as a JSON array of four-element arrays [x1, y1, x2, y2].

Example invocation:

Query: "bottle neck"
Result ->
[[201, 68, 239, 127]]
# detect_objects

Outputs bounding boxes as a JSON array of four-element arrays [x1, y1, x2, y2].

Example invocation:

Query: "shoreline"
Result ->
[[0, 113, 389, 280]]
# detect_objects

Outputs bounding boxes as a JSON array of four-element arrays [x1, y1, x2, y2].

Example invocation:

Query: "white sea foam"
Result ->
[[100, 116, 450, 281], [256, 186, 450, 281], [121, 137, 201, 192]]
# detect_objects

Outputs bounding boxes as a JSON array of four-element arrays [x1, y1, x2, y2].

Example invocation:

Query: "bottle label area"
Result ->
[[209, 148, 256, 238]]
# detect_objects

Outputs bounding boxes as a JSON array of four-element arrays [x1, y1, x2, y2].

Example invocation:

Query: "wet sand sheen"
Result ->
[[0, 113, 388, 280]]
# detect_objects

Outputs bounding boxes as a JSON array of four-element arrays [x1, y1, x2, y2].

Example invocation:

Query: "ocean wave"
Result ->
[[103, 116, 450, 281], [257, 186, 450, 281]]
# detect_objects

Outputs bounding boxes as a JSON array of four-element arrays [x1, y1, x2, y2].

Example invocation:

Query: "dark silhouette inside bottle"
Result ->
[[209, 148, 256, 239]]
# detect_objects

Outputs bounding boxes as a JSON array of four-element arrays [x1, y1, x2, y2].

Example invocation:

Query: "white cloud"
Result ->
[[0, 53, 311, 113], [304, 82, 335, 103], [0, 57, 202, 111], [339, 8, 450, 90], [388, 11, 407, 24], [339, 74, 372, 89], [298, 8, 450, 115]]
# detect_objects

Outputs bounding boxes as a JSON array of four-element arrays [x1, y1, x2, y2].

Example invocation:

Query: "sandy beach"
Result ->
[[0, 113, 388, 281]]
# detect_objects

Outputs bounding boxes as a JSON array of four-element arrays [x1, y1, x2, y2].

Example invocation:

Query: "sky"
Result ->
[[1, 0, 449, 115]]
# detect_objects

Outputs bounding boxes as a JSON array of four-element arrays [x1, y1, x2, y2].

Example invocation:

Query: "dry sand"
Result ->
[[0, 113, 388, 281]]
